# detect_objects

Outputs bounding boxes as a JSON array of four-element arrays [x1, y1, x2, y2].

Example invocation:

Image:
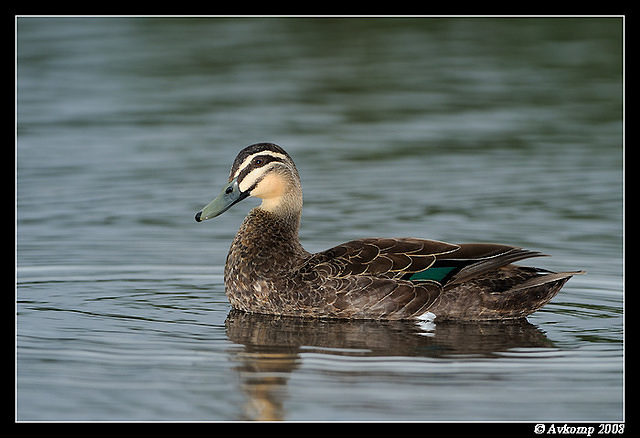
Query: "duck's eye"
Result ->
[[253, 158, 264, 166]]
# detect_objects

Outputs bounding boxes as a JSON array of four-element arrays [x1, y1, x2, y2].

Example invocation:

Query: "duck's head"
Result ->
[[195, 143, 303, 222]]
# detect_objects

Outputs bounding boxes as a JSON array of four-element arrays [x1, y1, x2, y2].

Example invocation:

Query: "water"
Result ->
[[16, 17, 623, 421]]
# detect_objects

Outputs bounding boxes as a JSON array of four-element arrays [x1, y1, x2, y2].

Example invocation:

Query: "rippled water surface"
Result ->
[[17, 17, 623, 421]]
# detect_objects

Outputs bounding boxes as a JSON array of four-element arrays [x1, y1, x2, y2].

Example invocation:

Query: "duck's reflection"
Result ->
[[225, 310, 552, 420]]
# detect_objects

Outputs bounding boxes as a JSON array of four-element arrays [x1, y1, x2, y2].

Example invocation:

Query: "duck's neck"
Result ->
[[234, 206, 305, 256], [258, 197, 302, 229]]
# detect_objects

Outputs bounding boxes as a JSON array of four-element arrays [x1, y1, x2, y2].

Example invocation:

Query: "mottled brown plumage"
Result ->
[[196, 143, 583, 320]]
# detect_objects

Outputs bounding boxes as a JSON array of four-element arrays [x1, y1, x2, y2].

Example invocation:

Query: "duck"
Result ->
[[195, 142, 583, 321]]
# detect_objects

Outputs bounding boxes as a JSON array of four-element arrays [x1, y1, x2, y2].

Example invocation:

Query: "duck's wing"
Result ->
[[298, 238, 459, 319], [410, 243, 548, 286], [304, 237, 460, 279], [306, 238, 543, 284], [312, 274, 442, 319], [299, 238, 551, 320]]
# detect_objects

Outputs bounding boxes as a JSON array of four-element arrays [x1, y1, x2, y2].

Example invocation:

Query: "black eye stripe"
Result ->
[[236, 155, 287, 188], [229, 143, 293, 181], [254, 155, 281, 166]]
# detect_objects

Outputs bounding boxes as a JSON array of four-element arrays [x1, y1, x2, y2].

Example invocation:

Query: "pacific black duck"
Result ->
[[196, 142, 582, 320]]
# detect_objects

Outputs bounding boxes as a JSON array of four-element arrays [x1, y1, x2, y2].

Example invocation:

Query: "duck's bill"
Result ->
[[195, 178, 248, 222]]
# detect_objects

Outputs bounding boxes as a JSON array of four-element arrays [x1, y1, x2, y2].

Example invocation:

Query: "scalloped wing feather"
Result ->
[[303, 237, 460, 279], [325, 275, 442, 320]]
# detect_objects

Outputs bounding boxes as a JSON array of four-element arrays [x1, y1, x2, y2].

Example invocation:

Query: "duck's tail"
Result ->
[[428, 268, 584, 321]]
